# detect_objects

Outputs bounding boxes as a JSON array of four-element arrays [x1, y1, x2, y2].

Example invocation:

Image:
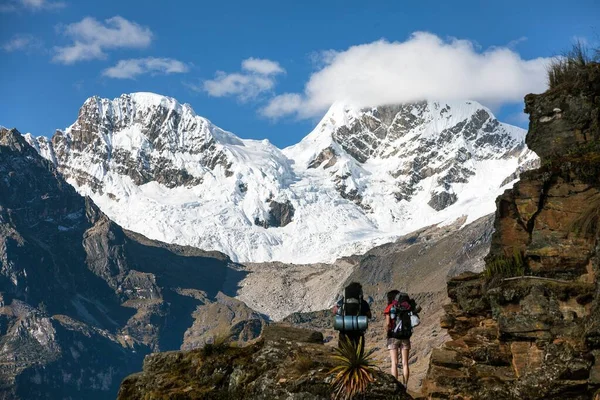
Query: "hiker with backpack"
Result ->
[[384, 290, 421, 386], [332, 282, 372, 351]]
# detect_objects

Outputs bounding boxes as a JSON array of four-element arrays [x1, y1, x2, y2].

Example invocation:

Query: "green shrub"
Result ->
[[484, 251, 527, 279]]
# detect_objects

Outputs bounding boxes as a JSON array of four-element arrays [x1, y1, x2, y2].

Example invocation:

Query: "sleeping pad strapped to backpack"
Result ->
[[333, 284, 368, 332]]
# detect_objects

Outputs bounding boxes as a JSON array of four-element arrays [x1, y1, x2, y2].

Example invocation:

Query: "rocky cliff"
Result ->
[[422, 63, 600, 399], [0, 128, 251, 399]]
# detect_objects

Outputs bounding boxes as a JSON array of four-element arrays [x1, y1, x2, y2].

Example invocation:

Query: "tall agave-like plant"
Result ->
[[330, 336, 375, 400]]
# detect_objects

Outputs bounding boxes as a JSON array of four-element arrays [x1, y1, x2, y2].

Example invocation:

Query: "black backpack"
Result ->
[[340, 284, 363, 317], [389, 293, 413, 339]]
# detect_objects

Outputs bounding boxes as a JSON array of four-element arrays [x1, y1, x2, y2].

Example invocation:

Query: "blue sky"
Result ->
[[0, 0, 598, 148]]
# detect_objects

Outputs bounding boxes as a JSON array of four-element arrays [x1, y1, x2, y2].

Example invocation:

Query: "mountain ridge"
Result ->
[[23, 93, 538, 263], [0, 126, 253, 399]]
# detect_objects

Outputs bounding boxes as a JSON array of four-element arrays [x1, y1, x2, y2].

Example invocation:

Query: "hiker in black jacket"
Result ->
[[332, 282, 372, 351]]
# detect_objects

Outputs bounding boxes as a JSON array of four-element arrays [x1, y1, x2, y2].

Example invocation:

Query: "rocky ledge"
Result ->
[[117, 325, 412, 400], [422, 63, 600, 399]]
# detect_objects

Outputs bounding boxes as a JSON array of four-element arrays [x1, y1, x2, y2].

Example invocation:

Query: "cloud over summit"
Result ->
[[261, 32, 550, 119]]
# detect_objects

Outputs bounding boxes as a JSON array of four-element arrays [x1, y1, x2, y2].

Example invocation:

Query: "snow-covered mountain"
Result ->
[[24, 92, 537, 263]]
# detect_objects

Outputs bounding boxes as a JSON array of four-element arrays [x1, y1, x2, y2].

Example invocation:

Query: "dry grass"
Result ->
[[570, 193, 600, 239], [200, 333, 232, 357], [547, 40, 598, 89], [294, 354, 316, 374], [330, 336, 375, 400]]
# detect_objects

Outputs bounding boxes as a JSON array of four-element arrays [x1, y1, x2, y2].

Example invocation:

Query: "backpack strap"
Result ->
[[358, 294, 363, 315], [335, 298, 343, 316]]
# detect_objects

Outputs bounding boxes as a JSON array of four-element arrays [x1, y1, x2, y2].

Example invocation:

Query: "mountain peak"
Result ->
[[0, 127, 35, 154], [286, 99, 525, 167], [77, 92, 199, 129]]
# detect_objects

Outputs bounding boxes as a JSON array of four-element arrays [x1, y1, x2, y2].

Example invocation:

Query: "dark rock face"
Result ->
[[308, 147, 338, 169], [268, 200, 295, 227], [181, 292, 268, 350], [428, 191, 458, 211], [525, 64, 600, 161], [255, 200, 295, 228], [0, 128, 246, 399], [331, 103, 428, 163], [423, 63, 600, 400], [117, 325, 412, 400]]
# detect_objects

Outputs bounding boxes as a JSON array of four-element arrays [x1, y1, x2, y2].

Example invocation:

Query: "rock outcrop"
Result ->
[[422, 63, 600, 399], [254, 200, 296, 228], [181, 292, 267, 350], [117, 325, 412, 400]]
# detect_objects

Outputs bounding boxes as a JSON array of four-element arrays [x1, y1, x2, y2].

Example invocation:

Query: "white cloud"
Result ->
[[260, 93, 303, 119], [53, 16, 153, 64], [21, 0, 64, 9], [201, 57, 285, 101], [2, 34, 41, 52], [261, 32, 550, 119], [506, 36, 528, 49], [0, 0, 65, 12], [102, 57, 189, 79], [241, 57, 284, 75]]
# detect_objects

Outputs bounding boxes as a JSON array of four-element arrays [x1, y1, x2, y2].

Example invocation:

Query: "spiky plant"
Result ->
[[330, 336, 375, 400]]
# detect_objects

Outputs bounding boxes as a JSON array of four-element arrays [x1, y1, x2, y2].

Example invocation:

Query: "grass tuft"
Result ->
[[294, 354, 316, 374], [570, 193, 600, 239], [484, 250, 527, 279], [200, 333, 232, 357], [547, 40, 599, 89]]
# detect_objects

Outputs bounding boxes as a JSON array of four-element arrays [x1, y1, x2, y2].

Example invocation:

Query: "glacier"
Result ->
[[24, 92, 538, 263]]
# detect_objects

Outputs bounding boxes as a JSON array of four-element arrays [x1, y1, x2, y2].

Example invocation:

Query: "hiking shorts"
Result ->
[[387, 337, 411, 350]]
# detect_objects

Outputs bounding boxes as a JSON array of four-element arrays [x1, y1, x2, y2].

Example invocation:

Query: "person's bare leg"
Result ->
[[389, 348, 398, 379], [401, 347, 410, 386]]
